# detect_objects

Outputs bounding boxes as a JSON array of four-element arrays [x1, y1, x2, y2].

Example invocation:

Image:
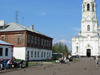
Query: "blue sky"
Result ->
[[0, 0, 100, 50]]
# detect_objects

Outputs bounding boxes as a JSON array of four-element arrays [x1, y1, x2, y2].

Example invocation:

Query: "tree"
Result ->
[[52, 42, 68, 54]]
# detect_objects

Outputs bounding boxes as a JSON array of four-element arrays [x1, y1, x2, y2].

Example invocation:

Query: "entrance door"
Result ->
[[87, 49, 91, 57]]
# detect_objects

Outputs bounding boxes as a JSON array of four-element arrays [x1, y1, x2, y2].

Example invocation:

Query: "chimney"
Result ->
[[30, 25, 34, 30], [0, 20, 5, 26]]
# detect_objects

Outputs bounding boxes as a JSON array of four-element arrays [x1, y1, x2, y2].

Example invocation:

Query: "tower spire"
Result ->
[[80, 0, 98, 36]]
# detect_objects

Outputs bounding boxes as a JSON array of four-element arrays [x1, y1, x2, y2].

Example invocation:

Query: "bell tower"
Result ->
[[80, 0, 98, 36]]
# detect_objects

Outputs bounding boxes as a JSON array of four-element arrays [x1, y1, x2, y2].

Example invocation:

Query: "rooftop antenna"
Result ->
[[22, 17, 24, 25], [16, 11, 18, 23]]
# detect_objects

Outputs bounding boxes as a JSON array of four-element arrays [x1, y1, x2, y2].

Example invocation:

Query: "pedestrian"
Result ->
[[25, 55, 29, 68], [0, 58, 3, 70], [93, 56, 96, 61], [90, 57, 93, 61], [64, 55, 67, 64], [96, 56, 99, 66], [4, 58, 8, 70]]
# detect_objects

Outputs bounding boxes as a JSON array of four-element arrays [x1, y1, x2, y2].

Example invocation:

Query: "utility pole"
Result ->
[[16, 11, 18, 23], [22, 17, 24, 25]]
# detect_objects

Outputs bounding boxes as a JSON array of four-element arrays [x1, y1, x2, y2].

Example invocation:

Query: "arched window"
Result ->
[[87, 4, 90, 11], [76, 47, 78, 53], [87, 25, 90, 31], [92, 4, 94, 11]]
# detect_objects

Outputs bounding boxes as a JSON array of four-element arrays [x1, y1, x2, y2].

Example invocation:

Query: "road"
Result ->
[[0, 58, 100, 75]]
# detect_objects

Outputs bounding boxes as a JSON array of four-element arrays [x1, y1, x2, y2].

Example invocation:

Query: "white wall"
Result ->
[[13, 47, 26, 60], [72, 37, 99, 56], [26, 48, 52, 60], [0, 45, 13, 59], [13, 47, 52, 60]]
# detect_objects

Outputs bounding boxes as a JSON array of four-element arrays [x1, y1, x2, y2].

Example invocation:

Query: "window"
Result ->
[[87, 25, 90, 31], [18, 35, 22, 43], [47, 40, 48, 47], [0, 48, 3, 56], [87, 4, 90, 11], [92, 4, 94, 11], [5, 48, 8, 56], [41, 52, 43, 57], [41, 39, 44, 46], [31, 36, 34, 44], [44, 52, 45, 57], [31, 51, 33, 57], [44, 39, 46, 47], [1, 36, 5, 41], [47, 52, 48, 56], [27, 35, 30, 43], [35, 51, 36, 57], [35, 37, 37, 45], [76, 47, 78, 53], [49, 41, 51, 47], [49, 52, 50, 57], [38, 51, 39, 57], [27, 51, 29, 56], [38, 37, 40, 45]]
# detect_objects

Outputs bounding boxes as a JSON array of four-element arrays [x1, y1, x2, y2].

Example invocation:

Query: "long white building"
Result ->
[[0, 20, 53, 60], [72, 0, 100, 57]]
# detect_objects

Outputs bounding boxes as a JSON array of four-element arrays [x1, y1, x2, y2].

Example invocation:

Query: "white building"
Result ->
[[0, 40, 13, 59], [72, 0, 100, 57]]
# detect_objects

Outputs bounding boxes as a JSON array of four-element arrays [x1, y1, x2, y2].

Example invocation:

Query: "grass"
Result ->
[[45, 60, 56, 63], [16, 59, 41, 66], [16, 59, 23, 61], [23, 62, 41, 66], [73, 58, 80, 61], [16, 59, 56, 66]]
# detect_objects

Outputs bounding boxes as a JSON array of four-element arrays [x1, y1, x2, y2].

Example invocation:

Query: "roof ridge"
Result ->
[[5, 22, 53, 39], [9, 22, 27, 30]]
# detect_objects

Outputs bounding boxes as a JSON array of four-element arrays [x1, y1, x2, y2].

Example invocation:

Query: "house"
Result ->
[[0, 40, 13, 59], [0, 20, 53, 60]]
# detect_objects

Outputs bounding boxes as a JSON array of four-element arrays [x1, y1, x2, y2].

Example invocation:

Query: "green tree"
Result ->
[[52, 42, 68, 54]]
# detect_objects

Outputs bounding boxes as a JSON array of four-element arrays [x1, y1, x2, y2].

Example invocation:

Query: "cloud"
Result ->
[[73, 28, 81, 31], [56, 39, 67, 43], [38, 12, 46, 15]]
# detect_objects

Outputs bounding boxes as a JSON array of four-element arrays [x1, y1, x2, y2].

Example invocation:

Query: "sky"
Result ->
[[0, 0, 100, 50]]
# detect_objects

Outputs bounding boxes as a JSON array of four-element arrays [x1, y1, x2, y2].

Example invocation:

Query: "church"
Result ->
[[72, 0, 100, 57]]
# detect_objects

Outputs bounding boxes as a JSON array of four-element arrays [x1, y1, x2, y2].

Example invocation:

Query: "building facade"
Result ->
[[0, 21, 53, 60], [72, 0, 100, 57], [0, 40, 13, 59]]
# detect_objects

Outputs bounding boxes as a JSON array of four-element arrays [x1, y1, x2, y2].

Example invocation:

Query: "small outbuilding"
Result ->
[[0, 40, 14, 59]]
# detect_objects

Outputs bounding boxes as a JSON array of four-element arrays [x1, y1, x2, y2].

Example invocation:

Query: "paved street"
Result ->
[[0, 58, 100, 75]]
